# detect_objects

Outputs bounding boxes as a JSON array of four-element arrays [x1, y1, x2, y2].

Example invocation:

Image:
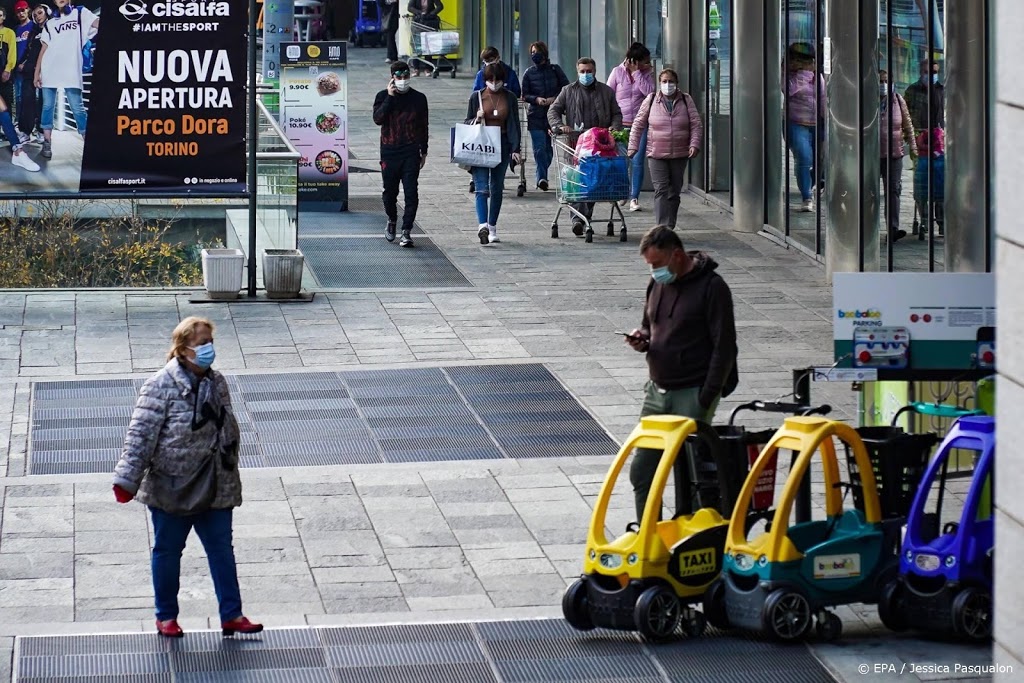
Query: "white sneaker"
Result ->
[[11, 148, 40, 172], [629, 198, 641, 212], [17, 131, 29, 144], [31, 131, 44, 144], [800, 199, 813, 212], [488, 226, 501, 243], [477, 223, 489, 245]]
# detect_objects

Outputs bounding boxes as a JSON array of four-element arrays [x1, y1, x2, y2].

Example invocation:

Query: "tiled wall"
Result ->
[[995, 2, 1024, 678]]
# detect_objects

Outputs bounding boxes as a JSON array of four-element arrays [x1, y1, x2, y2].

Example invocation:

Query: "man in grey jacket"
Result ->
[[548, 57, 623, 236]]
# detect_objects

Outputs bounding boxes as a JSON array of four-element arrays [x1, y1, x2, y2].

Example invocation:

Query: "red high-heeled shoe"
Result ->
[[155, 619, 184, 638], [221, 616, 263, 637]]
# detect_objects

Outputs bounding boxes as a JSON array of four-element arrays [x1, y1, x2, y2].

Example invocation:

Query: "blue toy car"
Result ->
[[350, 0, 384, 47], [878, 415, 994, 641]]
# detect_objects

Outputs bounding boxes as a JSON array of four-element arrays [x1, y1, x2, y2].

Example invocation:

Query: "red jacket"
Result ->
[[628, 91, 703, 159]]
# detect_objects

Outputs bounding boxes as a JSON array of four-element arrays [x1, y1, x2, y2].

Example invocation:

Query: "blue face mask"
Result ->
[[189, 342, 216, 370], [651, 266, 676, 285], [932, 74, 940, 84], [579, 72, 595, 86], [532, 53, 544, 65]]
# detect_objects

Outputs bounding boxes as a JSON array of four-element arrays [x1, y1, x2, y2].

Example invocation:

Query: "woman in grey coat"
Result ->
[[112, 316, 262, 639]]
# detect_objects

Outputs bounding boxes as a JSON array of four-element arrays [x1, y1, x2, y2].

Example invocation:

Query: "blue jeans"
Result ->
[[0, 111, 19, 150], [12, 74, 22, 113], [529, 129, 552, 184], [473, 157, 511, 226], [630, 127, 648, 200], [40, 87, 87, 134], [787, 121, 815, 201], [150, 506, 243, 623]]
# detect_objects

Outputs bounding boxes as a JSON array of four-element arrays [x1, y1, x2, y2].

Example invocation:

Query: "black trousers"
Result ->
[[18, 82, 37, 134], [384, 10, 399, 61], [381, 152, 420, 232], [880, 156, 904, 236]]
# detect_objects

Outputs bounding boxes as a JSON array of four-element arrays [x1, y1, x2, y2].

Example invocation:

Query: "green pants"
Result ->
[[629, 381, 719, 521]]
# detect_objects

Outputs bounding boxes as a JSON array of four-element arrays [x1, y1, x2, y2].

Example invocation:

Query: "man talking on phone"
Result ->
[[624, 226, 739, 522], [373, 61, 429, 248]]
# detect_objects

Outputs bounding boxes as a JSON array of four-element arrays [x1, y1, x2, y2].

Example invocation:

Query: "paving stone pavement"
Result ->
[[0, 48, 994, 683]]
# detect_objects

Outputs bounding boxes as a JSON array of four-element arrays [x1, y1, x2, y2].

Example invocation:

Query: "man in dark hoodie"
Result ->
[[625, 226, 738, 521]]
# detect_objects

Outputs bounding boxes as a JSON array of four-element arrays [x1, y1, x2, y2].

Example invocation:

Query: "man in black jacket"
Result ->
[[372, 61, 429, 248], [625, 226, 738, 521]]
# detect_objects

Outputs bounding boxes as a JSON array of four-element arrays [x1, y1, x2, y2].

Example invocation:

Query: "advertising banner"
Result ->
[[833, 273, 995, 371], [280, 41, 348, 212], [0, 0, 247, 195]]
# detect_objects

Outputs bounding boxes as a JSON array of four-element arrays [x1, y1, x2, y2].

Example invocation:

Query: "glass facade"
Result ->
[[497, 0, 990, 275]]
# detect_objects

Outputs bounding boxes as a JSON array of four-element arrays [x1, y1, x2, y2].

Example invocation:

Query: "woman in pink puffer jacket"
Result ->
[[627, 68, 702, 230], [607, 42, 654, 212]]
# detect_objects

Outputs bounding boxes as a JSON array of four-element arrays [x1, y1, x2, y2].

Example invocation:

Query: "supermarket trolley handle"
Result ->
[[727, 400, 831, 426], [890, 401, 984, 426]]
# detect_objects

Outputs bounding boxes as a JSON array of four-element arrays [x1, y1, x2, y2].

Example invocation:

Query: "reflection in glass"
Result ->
[[706, 0, 731, 196], [879, 0, 945, 273], [780, 0, 824, 256]]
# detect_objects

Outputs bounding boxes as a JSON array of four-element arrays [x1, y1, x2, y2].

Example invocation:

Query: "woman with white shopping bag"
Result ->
[[465, 62, 521, 245]]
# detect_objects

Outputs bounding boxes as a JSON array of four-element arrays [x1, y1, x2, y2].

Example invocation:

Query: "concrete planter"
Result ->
[[262, 249, 304, 299], [201, 248, 244, 300]]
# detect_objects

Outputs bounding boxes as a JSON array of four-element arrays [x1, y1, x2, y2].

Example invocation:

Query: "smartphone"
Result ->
[[615, 330, 642, 340]]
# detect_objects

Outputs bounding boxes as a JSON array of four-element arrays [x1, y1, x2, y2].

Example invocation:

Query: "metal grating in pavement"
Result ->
[[299, 236, 472, 288], [27, 364, 616, 474], [14, 619, 835, 683], [299, 208, 424, 237]]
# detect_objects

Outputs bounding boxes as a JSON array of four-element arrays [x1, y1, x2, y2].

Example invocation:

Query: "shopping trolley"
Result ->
[[408, 16, 460, 79], [550, 132, 629, 243], [515, 101, 529, 197]]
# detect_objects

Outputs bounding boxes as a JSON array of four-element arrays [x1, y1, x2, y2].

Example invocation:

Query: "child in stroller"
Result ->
[[913, 127, 944, 239]]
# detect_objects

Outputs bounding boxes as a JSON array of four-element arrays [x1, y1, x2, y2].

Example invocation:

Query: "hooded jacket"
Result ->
[[113, 358, 242, 512], [641, 252, 738, 407]]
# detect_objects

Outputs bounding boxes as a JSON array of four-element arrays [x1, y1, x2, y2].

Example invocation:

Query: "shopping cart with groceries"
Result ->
[[407, 15, 460, 79], [550, 129, 629, 243]]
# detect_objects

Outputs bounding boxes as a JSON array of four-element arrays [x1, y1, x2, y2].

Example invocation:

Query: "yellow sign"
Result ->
[[676, 548, 716, 578], [307, 45, 321, 58]]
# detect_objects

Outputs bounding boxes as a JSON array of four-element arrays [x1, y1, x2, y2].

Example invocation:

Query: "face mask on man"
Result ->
[[394, 78, 410, 93], [579, 72, 595, 87], [879, 83, 888, 98], [651, 266, 676, 285], [660, 82, 677, 97], [486, 81, 503, 93]]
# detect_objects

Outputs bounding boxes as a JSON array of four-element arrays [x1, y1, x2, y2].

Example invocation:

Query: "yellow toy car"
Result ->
[[562, 415, 740, 641]]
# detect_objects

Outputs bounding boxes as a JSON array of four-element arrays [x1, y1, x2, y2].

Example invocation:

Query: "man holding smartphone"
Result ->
[[372, 61, 429, 248], [625, 226, 739, 522]]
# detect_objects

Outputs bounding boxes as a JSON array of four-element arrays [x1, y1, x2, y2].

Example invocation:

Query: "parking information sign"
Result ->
[[280, 41, 349, 211]]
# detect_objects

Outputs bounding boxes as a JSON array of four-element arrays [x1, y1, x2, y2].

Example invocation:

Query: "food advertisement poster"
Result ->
[[280, 41, 348, 211], [2, 0, 246, 195]]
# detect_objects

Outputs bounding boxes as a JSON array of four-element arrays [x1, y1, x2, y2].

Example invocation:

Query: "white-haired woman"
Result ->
[[113, 316, 262, 639]]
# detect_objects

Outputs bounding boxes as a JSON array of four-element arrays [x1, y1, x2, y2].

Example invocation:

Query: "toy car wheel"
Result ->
[[877, 580, 908, 632], [562, 579, 595, 631], [634, 585, 682, 641], [815, 611, 843, 642], [702, 579, 730, 630], [683, 609, 707, 638], [951, 587, 992, 641], [762, 589, 812, 641]]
